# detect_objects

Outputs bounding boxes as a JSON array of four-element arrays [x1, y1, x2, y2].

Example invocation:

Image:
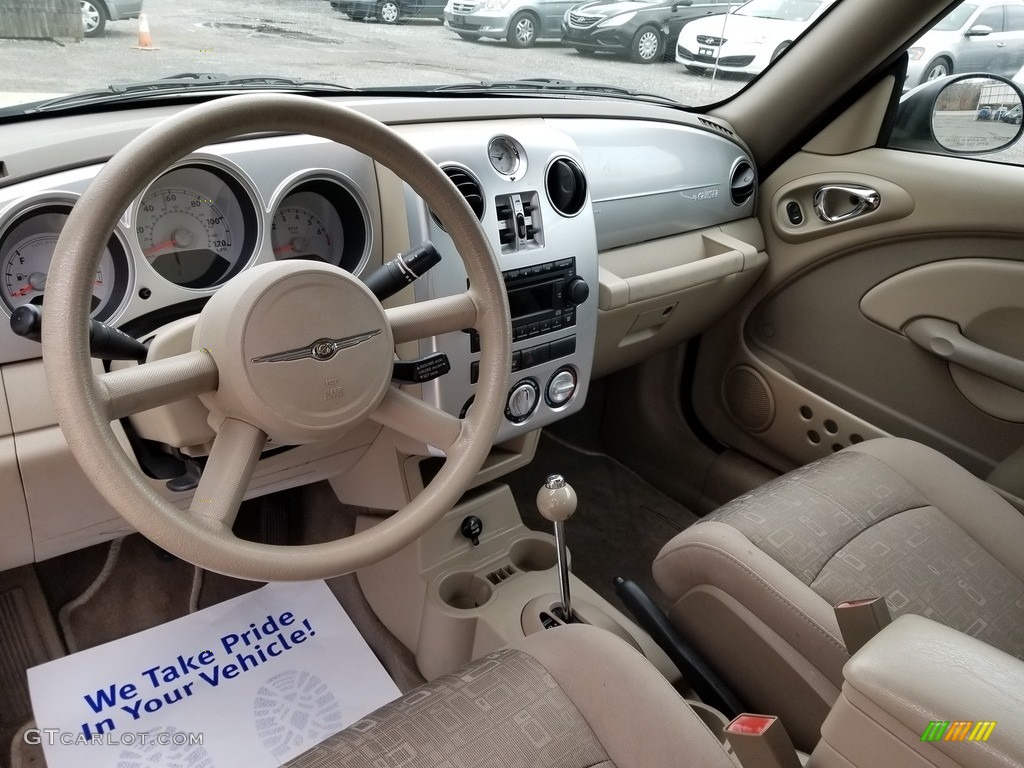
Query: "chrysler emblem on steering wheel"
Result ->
[[251, 329, 382, 364]]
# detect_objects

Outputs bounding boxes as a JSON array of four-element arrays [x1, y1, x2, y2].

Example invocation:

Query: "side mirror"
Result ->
[[890, 73, 1024, 155], [672, 0, 693, 8], [965, 23, 993, 37]]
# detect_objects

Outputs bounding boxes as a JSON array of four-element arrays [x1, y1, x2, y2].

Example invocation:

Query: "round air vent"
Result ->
[[431, 165, 484, 231], [730, 160, 755, 206], [546, 157, 587, 217]]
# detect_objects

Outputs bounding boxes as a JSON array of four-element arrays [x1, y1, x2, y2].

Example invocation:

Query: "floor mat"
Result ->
[[505, 430, 699, 612], [33, 483, 424, 695], [0, 567, 63, 768], [28, 581, 399, 768]]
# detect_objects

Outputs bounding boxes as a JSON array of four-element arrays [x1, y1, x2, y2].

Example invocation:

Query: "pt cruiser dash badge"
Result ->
[[251, 330, 382, 364]]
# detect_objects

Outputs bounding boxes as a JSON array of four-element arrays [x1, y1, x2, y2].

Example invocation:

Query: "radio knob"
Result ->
[[564, 276, 590, 306], [506, 380, 540, 423]]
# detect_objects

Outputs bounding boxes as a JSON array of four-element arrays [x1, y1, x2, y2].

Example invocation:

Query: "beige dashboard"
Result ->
[[0, 95, 767, 570]]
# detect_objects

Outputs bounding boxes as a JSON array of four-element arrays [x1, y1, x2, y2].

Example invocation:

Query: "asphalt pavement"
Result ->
[[0, 0, 744, 108]]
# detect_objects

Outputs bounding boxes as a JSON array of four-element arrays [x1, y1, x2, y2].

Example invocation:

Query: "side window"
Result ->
[[889, 0, 1024, 165], [1006, 5, 1024, 31], [974, 6, 1004, 32]]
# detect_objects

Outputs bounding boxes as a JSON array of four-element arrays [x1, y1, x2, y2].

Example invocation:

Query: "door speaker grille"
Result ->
[[724, 365, 774, 432]]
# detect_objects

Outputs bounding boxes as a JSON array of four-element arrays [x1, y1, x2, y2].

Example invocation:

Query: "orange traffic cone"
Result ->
[[132, 13, 160, 50]]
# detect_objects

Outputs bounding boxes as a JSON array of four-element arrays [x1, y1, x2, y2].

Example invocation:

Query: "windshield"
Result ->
[[0, 0, 839, 114], [734, 0, 823, 21]]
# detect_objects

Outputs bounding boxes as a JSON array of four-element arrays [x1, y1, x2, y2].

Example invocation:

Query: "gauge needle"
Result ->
[[12, 272, 47, 296], [274, 236, 309, 256], [144, 228, 195, 258]]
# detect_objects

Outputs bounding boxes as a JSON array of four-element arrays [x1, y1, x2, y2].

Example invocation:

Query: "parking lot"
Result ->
[[0, 0, 745, 107]]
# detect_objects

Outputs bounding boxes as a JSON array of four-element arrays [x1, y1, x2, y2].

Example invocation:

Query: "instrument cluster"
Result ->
[[0, 154, 373, 340]]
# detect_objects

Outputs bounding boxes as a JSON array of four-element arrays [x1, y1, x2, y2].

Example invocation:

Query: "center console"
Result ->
[[400, 120, 599, 444], [354, 483, 679, 683]]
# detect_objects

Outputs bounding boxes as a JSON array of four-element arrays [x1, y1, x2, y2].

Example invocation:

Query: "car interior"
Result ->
[[3, 0, 1024, 765]]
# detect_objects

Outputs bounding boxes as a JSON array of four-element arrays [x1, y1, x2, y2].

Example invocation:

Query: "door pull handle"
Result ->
[[813, 184, 880, 223]]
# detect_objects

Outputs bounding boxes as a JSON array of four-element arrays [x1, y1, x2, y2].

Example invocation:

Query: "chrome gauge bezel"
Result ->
[[487, 135, 526, 180], [0, 196, 134, 323], [132, 158, 262, 291], [268, 171, 372, 276]]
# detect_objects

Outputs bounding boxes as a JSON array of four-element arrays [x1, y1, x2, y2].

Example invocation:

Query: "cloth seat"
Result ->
[[285, 623, 734, 768], [653, 436, 1024, 751]]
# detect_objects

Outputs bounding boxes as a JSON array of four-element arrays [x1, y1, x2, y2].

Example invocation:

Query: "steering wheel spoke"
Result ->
[[189, 418, 267, 528], [387, 292, 478, 344], [370, 386, 463, 453], [99, 350, 219, 420]]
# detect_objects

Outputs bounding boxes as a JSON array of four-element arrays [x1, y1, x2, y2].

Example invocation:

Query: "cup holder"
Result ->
[[509, 537, 558, 572], [438, 571, 493, 610]]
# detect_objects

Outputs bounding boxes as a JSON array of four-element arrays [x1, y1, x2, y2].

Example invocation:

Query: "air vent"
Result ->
[[730, 160, 755, 206], [545, 157, 587, 217], [496, 191, 541, 253], [431, 165, 484, 231], [697, 117, 734, 136]]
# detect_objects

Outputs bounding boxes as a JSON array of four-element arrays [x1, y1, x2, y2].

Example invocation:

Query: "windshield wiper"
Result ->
[[430, 78, 682, 106], [19, 73, 357, 115]]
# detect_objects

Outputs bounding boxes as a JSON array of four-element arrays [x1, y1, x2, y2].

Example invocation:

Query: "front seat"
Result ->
[[653, 436, 1024, 751], [285, 623, 734, 768]]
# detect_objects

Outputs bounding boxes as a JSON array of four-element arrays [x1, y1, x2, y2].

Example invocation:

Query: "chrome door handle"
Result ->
[[813, 184, 881, 223]]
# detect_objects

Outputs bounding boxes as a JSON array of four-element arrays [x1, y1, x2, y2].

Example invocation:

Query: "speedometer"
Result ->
[[136, 165, 257, 289]]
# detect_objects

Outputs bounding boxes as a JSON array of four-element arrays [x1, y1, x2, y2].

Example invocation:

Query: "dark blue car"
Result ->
[[561, 0, 736, 63]]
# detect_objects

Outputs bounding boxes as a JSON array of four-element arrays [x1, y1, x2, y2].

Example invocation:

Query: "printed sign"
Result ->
[[28, 580, 400, 767]]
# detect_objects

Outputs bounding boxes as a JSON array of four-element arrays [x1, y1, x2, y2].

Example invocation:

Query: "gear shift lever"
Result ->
[[536, 474, 577, 621]]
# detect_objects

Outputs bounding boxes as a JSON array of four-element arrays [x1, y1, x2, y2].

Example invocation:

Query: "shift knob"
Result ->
[[536, 475, 577, 523]]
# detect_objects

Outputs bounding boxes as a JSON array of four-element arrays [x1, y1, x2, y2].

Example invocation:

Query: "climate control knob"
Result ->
[[546, 367, 577, 407], [506, 379, 540, 423], [563, 276, 590, 306]]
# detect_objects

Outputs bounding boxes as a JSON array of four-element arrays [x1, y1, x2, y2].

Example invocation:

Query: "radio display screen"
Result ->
[[507, 280, 556, 320]]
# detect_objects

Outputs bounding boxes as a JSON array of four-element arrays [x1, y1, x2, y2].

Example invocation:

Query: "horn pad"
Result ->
[[193, 261, 394, 444]]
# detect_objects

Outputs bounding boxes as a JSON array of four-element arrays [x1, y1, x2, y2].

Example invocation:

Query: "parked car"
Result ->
[[561, 0, 736, 64], [331, 0, 446, 23], [79, 0, 144, 37], [444, 0, 574, 46], [1002, 102, 1023, 121], [675, 0, 836, 75], [904, 0, 1024, 90]]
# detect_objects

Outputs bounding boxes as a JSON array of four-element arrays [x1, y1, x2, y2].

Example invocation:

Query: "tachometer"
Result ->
[[0, 205, 130, 321], [270, 180, 368, 274], [271, 193, 340, 263], [136, 165, 257, 289]]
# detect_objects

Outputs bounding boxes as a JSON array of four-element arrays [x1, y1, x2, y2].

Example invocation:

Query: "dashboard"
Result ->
[[0, 94, 766, 568]]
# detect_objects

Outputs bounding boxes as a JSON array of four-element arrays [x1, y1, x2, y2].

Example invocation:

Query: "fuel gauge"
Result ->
[[0, 205, 130, 321]]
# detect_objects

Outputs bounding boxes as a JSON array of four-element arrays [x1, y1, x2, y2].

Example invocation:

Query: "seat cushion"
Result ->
[[286, 623, 733, 768], [652, 437, 1024, 749]]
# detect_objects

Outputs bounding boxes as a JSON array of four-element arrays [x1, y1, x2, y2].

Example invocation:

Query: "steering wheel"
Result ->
[[42, 95, 511, 581]]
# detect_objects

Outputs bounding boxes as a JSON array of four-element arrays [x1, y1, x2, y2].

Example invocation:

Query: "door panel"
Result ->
[[692, 141, 1024, 496]]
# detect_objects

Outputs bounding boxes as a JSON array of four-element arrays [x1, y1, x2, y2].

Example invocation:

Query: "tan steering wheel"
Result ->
[[42, 95, 511, 581]]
